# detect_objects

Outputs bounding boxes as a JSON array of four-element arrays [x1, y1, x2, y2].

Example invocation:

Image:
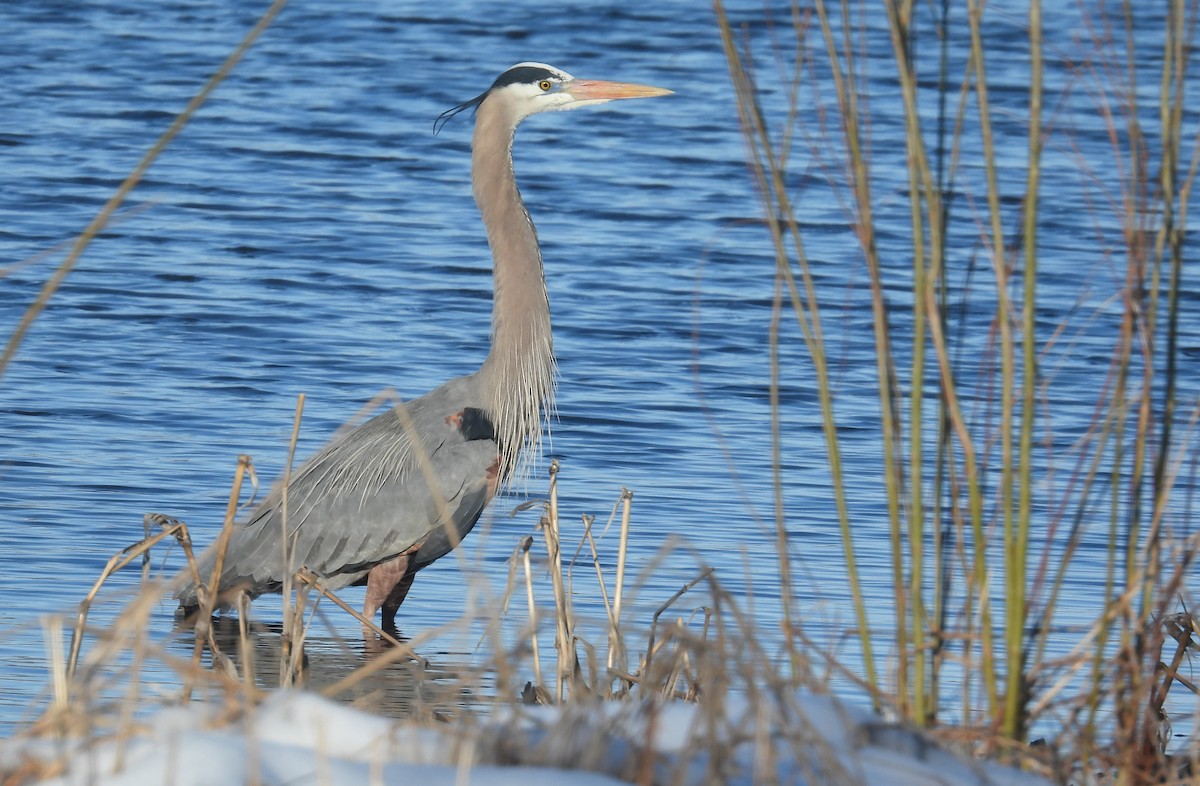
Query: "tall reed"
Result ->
[[715, 1, 1199, 773]]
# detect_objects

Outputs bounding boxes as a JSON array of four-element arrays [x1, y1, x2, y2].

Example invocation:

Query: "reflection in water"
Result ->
[[188, 615, 492, 722]]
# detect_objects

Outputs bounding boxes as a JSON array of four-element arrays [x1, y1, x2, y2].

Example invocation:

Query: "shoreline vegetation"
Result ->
[[712, 0, 1197, 781], [2, 1, 1197, 785]]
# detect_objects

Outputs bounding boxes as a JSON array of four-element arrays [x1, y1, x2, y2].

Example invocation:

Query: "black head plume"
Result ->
[[433, 64, 565, 135], [433, 92, 486, 135]]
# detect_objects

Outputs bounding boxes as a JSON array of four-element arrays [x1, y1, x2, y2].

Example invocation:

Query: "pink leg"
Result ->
[[364, 552, 411, 633]]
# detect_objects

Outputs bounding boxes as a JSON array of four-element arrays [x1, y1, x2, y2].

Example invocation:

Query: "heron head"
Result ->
[[434, 62, 671, 133]]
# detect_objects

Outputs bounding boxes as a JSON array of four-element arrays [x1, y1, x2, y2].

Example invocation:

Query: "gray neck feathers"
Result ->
[[473, 96, 557, 483]]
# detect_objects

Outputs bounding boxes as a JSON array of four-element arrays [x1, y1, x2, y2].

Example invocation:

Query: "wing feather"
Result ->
[[176, 374, 498, 606]]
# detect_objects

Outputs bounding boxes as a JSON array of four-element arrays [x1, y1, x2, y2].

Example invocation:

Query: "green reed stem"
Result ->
[[929, 1, 973, 722], [1005, 0, 1043, 740], [1148, 0, 1187, 615], [883, 0, 998, 722], [963, 0, 1015, 733], [812, 0, 905, 716]]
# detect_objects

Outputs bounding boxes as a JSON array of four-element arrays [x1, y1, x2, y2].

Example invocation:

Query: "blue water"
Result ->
[[1, 0, 1197, 744]]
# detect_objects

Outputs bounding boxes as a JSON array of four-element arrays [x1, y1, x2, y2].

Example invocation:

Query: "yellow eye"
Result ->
[[538, 80, 552, 91]]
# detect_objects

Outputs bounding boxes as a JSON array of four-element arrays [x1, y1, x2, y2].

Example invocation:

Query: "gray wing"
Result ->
[[176, 374, 498, 607]]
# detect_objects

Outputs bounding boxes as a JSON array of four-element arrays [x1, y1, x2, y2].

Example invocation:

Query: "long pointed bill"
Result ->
[[565, 79, 673, 102]]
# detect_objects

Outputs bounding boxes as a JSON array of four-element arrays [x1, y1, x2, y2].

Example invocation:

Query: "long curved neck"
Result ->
[[473, 97, 556, 482]]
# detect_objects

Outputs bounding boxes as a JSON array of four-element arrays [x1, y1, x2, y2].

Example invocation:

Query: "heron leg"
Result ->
[[380, 569, 417, 633], [364, 552, 411, 635]]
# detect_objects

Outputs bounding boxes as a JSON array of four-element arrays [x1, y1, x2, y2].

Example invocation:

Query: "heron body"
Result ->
[[175, 63, 670, 631]]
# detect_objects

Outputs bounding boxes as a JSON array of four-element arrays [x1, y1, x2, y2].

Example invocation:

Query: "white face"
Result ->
[[490, 62, 588, 118]]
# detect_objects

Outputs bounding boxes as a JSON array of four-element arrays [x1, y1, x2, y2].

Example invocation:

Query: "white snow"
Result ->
[[4, 689, 1053, 786]]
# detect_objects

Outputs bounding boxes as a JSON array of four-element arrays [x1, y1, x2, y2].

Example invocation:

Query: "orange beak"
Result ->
[[564, 79, 673, 101]]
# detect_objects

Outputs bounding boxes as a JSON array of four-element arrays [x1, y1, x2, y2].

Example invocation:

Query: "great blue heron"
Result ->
[[175, 62, 671, 633]]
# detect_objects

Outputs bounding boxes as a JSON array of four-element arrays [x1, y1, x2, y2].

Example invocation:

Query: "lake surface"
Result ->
[[1, 0, 1196, 743]]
